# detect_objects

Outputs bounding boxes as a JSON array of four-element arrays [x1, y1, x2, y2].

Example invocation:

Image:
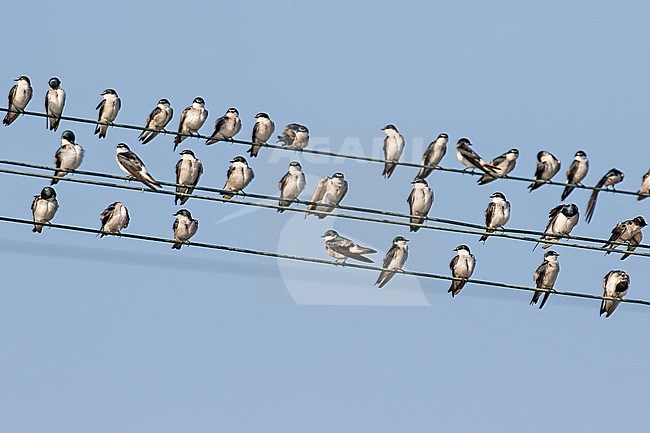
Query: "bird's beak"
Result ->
[[410, 179, 417, 184]]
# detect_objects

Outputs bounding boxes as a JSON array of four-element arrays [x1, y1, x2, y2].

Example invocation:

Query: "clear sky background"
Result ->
[[1, 1, 649, 432]]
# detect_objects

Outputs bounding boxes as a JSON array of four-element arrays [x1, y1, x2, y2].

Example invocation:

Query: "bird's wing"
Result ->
[[566, 160, 579, 182], [44, 90, 50, 112], [146, 106, 162, 127], [534, 160, 546, 180], [607, 222, 625, 244], [173, 218, 179, 233], [213, 115, 227, 134], [53, 146, 63, 168], [407, 187, 415, 210], [545, 205, 563, 232], [226, 164, 235, 180], [337, 181, 348, 202], [449, 255, 459, 272], [278, 171, 291, 192], [490, 153, 507, 166], [30, 195, 39, 213], [178, 106, 190, 128], [307, 177, 329, 210], [252, 122, 260, 142], [533, 261, 547, 286], [124, 207, 130, 228], [460, 145, 484, 167], [484, 202, 495, 226], [117, 152, 144, 177], [382, 244, 398, 268], [96, 98, 105, 112], [7, 84, 17, 107], [100, 203, 116, 226]]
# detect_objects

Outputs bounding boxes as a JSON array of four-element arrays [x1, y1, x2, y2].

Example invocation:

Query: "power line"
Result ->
[[2, 106, 649, 200], [1, 161, 648, 258], [0, 214, 646, 309]]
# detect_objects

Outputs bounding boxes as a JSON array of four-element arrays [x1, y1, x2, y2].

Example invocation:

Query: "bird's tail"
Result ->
[[416, 167, 431, 180], [530, 290, 541, 306], [32, 224, 43, 233], [222, 191, 234, 200], [49, 117, 61, 132], [585, 190, 599, 223], [248, 144, 260, 158], [141, 132, 158, 145], [3, 111, 19, 126], [561, 185, 574, 200], [95, 123, 108, 138], [637, 190, 647, 201], [50, 173, 62, 185], [539, 290, 551, 309], [479, 228, 494, 242], [383, 162, 397, 179], [477, 173, 496, 185], [528, 181, 541, 192], [172, 242, 182, 250], [410, 217, 423, 233], [448, 279, 466, 297]]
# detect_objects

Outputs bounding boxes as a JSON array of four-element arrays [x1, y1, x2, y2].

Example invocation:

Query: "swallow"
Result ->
[[206, 107, 242, 145], [175, 149, 203, 205], [99, 202, 130, 237], [528, 151, 561, 191], [537, 203, 579, 249], [305, 172, 348, 219], [381, 124, 405, 178], [174, 97, 208, 151], [374, 236, 409, 289], [277, 123, 309, 150], [172, 209, 198, 250], [637, 169, 650, 201], [530, 250, 560, 309], [415, 133, 448, 180], [138, 98, 173, 145], [479, 192, 511, 242], [31, 186, 58, 233], [94, 89, 121, 138], [561, 150, 589, 200], [603, 216, 647, 260], [248, 112, 275, 157], [278, 161, 306, 212], [448, 244, 476, 297], [600, 270, 629, 318], [222, 156, 254, 200], [407, 178, 433, 232], [456, 138, 497, 174], [321, 230, 377, 264], [477, 149, 519, 185], [115, 143, 161, 190], [45, 77, 66, 131], [585, 168, 624, 223], [51, 130, 84, 185], [3, 75, 32, 126]]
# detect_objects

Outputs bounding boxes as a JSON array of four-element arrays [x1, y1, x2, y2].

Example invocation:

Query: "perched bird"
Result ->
[[206, 107, 242, 144], [561, 150, 589, 200], [321, 230, 377, 264], [381, 124, 405, 178], [115, 143, 161, 191], [585, 168, 624, 223], [138, 98, 173, 145], [51, 130, 84, 185], [537, 203, 579, 249], [477, 148, 519, 185], [99, 202, 130, 237], [374, 236, 409, 289], [603, 216, 647, 260], [456, 138, 497, 174], [305, 172, 348, 219], [277, 161, 306, 212], [600, 270, 630, 318], [175, 149, 203, 205], [172, 209, 198, 250], [248, 112, 275, 157], [407, 178, 433, 232], [277, 123, 309, 150], [637, 169, 650, 201], [94, 89, 121, 138], [448, 244, 476, 297], [479, 192, 511, 242], [415, 133, 448, 180], [530, 250, 560, 309], [3, 75, 32, 126], [174, 97, 208, 151], [528, 151, 561, 191], [31, 186, 58, 233], [45, 77, 66, 131], [222, 156, 254, 200]]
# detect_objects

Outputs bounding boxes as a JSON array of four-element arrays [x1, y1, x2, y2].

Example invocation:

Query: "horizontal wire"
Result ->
[[2, 106, 649, 199], [0, 214, 647, 308], [1, 162, 648, 258]]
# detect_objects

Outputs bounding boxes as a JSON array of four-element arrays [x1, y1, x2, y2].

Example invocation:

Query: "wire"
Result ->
[[1, 161, 648, 258], [2, 106, 649, 199], [0, 215, 647, 309]]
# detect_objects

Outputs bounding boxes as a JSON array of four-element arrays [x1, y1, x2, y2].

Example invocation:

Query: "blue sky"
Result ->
[[1, 1, 649, 432]]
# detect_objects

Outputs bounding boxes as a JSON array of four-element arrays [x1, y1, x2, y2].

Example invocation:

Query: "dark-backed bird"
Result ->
[[172, 209, 198, 250], [248, 112, 275, 157], [636, 169, 650, 201], [528, 150, 561, 191], [3, 76, 32, 126], [115, 143, 161, 190], [206, 107, 242, 144], [600, 270, 629, 318], [603, 216, 647, 260], [139, 98, 173, 145], [175, 149, 203, 205], [99, 202, 130, 237], [561, 150, 589, 200], [585, 168, 624, 223], [456, 138, 497, 174], [407, 178, 433, 232], [537, 203, 579, 249], [278, 161, 306, 212], [31, 186, 58, 233], [448, 244, 476, 298], [305, 172, 348, 219], [530, 250, 560, 309], [322, 230, 377, 264], [174, 97, 208, 151], [222, 156, 254, 200], [45, 77, 66, 131], [94, 89, 121, 138], [278, 123, 309, 150], [477, 149, 519, 185], [479, 192, 510, 242], [51, 130, 84, 185], [415, 133, 448, 180], [374, 236, 409, 289], [381, 124, 405, 178]]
